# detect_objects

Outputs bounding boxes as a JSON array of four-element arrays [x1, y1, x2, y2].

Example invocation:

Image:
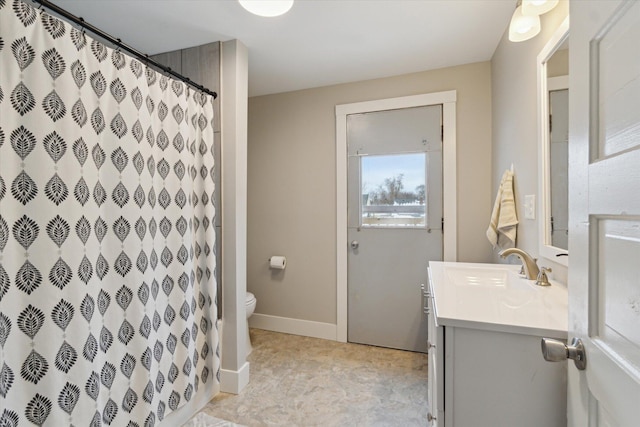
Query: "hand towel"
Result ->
[[486, 169, 518, 249]]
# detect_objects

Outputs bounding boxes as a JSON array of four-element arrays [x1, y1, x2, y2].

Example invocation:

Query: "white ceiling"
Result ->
[[51, 0, 517, 97]]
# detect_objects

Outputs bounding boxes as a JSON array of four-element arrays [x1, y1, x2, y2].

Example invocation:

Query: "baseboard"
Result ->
[[249, 313, 337, 341], [220, 361, 250, 394]]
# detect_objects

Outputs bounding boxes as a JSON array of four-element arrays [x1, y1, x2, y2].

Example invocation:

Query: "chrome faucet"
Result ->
[[499, 248, 540, 280]]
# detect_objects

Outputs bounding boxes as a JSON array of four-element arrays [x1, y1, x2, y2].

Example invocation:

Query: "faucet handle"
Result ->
[[536, 267, 552, 286]]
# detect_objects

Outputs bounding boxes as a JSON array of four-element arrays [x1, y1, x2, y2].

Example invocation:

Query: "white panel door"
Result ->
[[569, 1, 640, 426], [347, 105, 442, 352]]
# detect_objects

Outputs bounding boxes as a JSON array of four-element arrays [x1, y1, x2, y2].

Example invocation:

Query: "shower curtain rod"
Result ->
[[30, 0, 218, 99]]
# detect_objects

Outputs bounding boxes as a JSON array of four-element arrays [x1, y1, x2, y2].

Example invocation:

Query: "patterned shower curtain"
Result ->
[[0, 1, 219, 425]]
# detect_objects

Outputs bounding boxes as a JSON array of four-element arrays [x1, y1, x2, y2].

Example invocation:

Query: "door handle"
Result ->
[[541, 337, 587, 370], [350, 240, 359, 249]]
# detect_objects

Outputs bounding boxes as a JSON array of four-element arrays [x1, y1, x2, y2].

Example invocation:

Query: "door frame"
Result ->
[[335, 91, 458, 342]]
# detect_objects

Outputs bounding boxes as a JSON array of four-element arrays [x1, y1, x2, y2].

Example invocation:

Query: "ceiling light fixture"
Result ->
[[508, 0, 559, 42], [508, 5, 541, 42], [239, 0, 294, 17], [522, 0, 560, 16]]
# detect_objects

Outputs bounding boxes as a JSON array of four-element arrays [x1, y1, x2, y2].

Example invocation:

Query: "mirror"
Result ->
[[538, 17, 569, 266]]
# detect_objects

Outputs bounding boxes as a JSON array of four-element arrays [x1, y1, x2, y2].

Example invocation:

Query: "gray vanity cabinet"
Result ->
[[426, 264, 568, 427]]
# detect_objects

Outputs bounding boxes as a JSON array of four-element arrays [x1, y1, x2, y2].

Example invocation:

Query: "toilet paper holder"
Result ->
[[269, 256, 287, 270]]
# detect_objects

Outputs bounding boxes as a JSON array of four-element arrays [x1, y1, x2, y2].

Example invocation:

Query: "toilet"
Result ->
[[245, 292, 257, 355]]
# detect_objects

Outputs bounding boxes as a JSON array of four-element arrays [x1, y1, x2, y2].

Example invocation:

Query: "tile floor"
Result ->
[[184, 412, 245, 427], [198, 329, 428, 426]]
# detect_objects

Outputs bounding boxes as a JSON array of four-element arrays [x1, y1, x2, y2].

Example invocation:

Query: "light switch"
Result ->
[[524, 194, 536, 220]]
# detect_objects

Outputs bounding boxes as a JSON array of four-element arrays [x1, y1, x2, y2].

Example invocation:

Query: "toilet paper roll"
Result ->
[[269, 256, 286, 270]]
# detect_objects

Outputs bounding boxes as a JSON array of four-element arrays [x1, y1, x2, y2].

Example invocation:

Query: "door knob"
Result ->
[[350, 240, 359, 249], [541, 337, 587, 370]]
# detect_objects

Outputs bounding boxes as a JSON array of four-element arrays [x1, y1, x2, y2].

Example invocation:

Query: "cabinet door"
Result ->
[[427, 313, 436, 424]]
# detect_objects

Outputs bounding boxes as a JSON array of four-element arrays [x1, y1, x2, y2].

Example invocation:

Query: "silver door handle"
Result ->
[[350, 240, 359, 249], [541, 337, 587, 370]]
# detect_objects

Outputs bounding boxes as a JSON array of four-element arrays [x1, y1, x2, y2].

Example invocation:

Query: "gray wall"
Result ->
[[248, 62, 494, 325], [490, 1, 569, 281], [547, 48, 569, 78]]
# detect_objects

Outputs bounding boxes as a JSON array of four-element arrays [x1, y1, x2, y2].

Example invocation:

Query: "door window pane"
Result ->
[[361, 153, 426, 227]]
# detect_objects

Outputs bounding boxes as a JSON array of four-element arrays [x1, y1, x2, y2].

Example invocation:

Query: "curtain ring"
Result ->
[[78, 17, 86, 35]]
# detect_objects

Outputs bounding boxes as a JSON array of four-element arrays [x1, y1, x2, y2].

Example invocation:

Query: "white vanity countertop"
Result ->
[[428, 261, 568, 339]]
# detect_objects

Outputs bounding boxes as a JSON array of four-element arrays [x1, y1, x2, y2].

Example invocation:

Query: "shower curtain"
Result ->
[[0, 1, 219, 425]]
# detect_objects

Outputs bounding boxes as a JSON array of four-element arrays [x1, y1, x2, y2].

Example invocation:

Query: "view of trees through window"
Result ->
[[361, 153, 426, 227], [367, 174, 426, 205]]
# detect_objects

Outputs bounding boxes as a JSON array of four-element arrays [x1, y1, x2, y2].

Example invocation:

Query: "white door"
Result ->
[[346, 105, 443, 352], [568, 1, 640, 425]]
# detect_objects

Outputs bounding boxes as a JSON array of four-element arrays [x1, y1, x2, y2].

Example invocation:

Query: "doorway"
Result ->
[[335, 91, 458, 344]]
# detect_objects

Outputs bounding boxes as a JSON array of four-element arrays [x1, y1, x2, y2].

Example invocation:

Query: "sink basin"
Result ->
[[446, 264, 536, 306], [446, 264, 514, 288], [428, 261, 568, 338]]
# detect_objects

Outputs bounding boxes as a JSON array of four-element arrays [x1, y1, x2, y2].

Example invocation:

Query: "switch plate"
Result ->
[[524, 194, 536, 220]]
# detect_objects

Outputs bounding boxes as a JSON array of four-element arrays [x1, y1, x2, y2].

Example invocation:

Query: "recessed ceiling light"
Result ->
[[239, 0, 294, 17]]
